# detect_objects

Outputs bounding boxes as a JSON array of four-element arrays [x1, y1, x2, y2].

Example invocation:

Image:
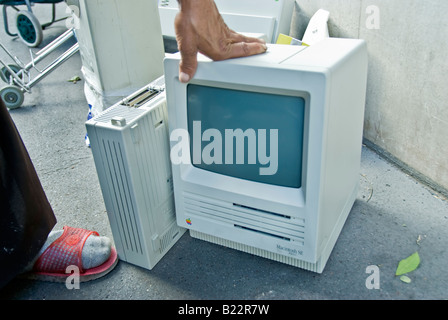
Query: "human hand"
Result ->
[[175, 0, 267, 83]]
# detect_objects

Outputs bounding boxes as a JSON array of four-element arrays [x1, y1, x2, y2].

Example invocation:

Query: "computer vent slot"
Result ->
[[183, 192, 305, 244], [191, 230, 320, 272], [158, 222, 182, 254], [101, 139, 143, 255]]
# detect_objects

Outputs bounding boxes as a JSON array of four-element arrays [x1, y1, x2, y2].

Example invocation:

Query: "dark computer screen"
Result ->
[[187, 84, 305, 188]]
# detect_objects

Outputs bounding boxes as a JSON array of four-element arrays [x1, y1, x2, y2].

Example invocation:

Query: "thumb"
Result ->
[[175, 13, 198, 83], [178, 47, 198, 83]]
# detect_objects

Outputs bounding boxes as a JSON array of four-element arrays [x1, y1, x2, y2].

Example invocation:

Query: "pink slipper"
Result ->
[[24, 226, 118, 283]]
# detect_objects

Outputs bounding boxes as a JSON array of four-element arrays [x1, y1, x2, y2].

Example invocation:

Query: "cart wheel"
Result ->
[[0, 85, 25, 109], [0, 65, 22, 83], [16, 10, 43, 47]]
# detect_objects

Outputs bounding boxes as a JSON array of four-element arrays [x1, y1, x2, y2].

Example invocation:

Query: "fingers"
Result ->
[[220, 41, 267, 60], [174, 1, 267, 83], [215, 28, 267, 60], [228, 31, 267, 45], [178, 39, 267, 83]]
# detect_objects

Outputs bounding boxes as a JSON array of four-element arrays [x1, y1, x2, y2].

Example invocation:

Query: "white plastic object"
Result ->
[[302, 9, 330, 46], [86, 76, 186, 270]]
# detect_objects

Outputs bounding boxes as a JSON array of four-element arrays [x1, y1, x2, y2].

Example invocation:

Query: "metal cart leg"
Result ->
[[2, 5, 19, 37], [41, 3, 57, 29]]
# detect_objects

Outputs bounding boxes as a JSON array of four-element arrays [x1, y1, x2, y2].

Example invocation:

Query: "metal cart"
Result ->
[[1, 0, 66, 47], [0, 27, 79, 109]]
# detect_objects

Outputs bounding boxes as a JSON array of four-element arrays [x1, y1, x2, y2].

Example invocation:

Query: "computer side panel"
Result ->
[[316, 40, 368, 267]]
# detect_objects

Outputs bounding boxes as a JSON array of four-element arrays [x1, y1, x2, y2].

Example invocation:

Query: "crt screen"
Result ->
[[187, 84, 305, 188]]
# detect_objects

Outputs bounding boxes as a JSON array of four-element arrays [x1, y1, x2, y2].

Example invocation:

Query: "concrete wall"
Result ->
[[290, 0, 448, 195]]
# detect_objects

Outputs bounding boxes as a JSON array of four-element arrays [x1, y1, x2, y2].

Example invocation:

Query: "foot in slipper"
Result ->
[[22, 226, 118, 282]]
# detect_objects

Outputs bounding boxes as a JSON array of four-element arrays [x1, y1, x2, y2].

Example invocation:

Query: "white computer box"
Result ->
[[75, 0, 165, 111], [86, 76, 185, 270]]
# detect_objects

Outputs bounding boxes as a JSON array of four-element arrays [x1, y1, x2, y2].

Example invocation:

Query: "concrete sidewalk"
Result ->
[[1, 4, 447, 300]]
